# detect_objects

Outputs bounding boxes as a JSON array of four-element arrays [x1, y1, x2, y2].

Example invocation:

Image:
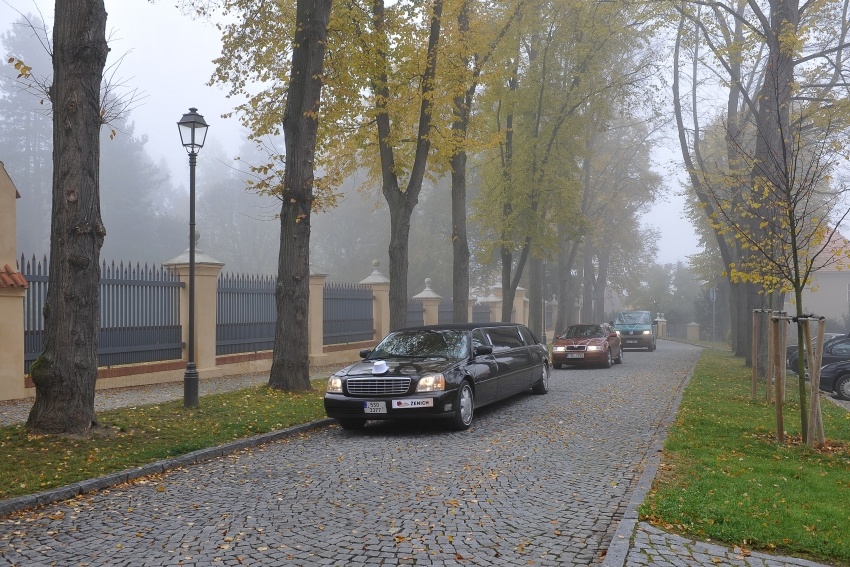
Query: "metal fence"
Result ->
[[323, 282, 374, 345], [216, 272, 276, 356], [407, 299, 424, 327], [21, 255, 183, 373], [437, 300, 493, 324]]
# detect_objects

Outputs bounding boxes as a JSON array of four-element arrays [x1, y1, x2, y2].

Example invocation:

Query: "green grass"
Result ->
[[640, 349, 850, 565], [0, 378, 328, 500]]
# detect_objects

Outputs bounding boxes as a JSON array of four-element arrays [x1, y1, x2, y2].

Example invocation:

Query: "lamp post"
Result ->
[[177, 107, 209, 408]]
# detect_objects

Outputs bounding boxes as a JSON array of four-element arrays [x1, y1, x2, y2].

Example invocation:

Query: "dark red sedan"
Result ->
[[551, 323, 623, 369]]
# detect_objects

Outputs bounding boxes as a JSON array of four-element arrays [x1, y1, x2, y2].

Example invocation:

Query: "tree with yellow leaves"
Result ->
[[672, 0, 850, 443]]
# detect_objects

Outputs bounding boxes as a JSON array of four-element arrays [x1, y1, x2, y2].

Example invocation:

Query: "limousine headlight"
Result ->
[[326, 375, 343, 393], [416, 373, 446, 392]]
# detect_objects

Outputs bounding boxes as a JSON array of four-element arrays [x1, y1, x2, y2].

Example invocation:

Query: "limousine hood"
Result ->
[[342, 357, 457, 377]]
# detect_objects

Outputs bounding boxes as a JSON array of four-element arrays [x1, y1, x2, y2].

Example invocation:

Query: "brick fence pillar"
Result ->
[[413, 278, 442, 326], [164, 244, 225, 380], [359, 260, 390, 342], [309, 272, 328, 364]]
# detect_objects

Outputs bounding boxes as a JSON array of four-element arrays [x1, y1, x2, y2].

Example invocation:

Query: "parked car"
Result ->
[[814, 359, 850, 400], [551, 323, 623, 369], [785, 333, 843, 364], [786, 334, 850, 371], [612, 310, 657, 351], [324, 323, 550, 431]]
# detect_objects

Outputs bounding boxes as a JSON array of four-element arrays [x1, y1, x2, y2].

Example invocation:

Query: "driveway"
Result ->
[[0, 341, 702, 566]]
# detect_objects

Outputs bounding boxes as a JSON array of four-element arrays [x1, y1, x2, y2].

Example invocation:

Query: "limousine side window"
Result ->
[[517, 325, 539, 346], [472, 328, 489, 351], [485, 326, 524, 349]]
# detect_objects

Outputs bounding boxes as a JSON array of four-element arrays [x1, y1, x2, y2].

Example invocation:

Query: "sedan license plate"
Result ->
[[363, 401, 387, 414], [567, 353, 584, 359], [625, 340, 638, 344]]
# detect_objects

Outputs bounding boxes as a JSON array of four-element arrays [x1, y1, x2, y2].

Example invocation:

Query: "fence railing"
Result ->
[[407, 299, 424, 327], [21, 255, 183, 373], [20, 256, 382, 372], [323, 283, 374, 345], [216, 272, 276, 356], [20, 254, 532, 375]]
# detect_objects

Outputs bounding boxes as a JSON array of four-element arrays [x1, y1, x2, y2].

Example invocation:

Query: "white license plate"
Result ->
[[363, 401, 387, 414], [392, 399, 434, 409], [567, 353, 584, 359]]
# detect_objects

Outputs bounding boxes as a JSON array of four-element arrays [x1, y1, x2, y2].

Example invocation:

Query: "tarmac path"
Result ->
[[0, 341, 838, 566]]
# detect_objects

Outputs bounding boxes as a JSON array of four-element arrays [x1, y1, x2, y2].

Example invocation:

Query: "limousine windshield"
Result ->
[[368, 329, 469, 360]]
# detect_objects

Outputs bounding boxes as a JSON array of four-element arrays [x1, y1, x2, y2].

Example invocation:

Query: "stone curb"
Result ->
[[601, 347, 694, 567], [0, 418, 335, 518]]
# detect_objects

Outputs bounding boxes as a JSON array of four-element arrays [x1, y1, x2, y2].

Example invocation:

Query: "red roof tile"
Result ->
[[0, 264, 28, 289]]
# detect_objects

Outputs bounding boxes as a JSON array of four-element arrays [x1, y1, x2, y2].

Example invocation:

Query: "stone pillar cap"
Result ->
[[359, 259, 390, 285], [412, 278, 442, 300]]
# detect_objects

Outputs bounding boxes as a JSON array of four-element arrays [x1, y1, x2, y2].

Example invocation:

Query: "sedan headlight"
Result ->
[[416, 373, 446, 392], [553, 346, 566, 352], [326, 375, 343, 393], [642, 330, 652, 335], [586, 345, 603, 351]]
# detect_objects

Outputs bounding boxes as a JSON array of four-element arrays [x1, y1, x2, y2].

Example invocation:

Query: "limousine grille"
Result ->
[[346, 377, 411, 396]]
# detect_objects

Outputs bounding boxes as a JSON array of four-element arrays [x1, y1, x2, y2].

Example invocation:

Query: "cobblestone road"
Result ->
[[0, 342, 837, 566]]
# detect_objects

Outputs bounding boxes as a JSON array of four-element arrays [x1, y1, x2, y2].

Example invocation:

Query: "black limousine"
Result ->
[[324, 323, 550, 430]]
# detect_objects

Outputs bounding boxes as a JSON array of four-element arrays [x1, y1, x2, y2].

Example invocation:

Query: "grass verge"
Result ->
[[640, 348, 850, 566], [0, 378, 328, 500]]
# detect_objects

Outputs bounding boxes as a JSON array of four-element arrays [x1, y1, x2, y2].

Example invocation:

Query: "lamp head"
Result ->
[[177, 107, 209, 154]]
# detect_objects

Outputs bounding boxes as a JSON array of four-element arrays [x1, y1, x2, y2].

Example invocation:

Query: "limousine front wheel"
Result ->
[[451, 381, 474, 431]]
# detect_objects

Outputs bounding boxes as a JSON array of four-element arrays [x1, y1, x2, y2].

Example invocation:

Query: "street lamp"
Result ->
[[177, 107, 209, 408]]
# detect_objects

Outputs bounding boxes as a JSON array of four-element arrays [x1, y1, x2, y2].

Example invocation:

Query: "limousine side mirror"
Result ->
[[474, 345, 493, 356], [359, 348, 372, 359]]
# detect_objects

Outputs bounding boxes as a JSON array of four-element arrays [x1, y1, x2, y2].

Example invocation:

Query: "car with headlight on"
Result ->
[[324, 323, 550, 431], [551, 323, 622, 368], [613, 310, 656, 351]]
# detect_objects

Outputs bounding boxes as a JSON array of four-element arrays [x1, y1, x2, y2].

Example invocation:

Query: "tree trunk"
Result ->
[[556, 235, 580, 332], [269, 0, 332, 391], [450, 0, 472, 324], [27, 0, 108, 435], [749, 0, 802, 434], [580, 239, 594, 323], [450, 155, 470, 323], [373, 0, 442, 330], [387, 196, 415, 330], [594, 247, 610, 322], [528, 256, 543, 339]]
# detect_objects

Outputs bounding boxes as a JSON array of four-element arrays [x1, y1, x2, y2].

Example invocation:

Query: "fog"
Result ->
[[1, 0, 700, 300]]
